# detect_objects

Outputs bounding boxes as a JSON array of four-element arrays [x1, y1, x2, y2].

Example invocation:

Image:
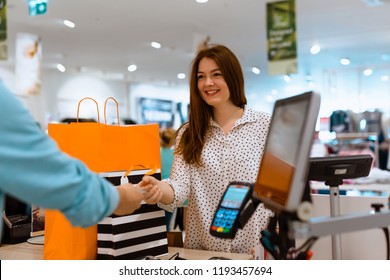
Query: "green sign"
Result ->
[[267, 0, 297, 75], [0, 0, 7, 60]]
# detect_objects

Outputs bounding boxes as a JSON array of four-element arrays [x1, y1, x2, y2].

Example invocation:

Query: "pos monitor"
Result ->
[[254, 91, 321, 213]]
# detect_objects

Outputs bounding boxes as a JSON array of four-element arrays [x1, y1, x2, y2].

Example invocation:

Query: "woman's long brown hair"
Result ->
[[175, 44, 247, 166]]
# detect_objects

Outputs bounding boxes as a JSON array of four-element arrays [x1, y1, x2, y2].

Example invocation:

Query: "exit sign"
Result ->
[[28, 0, 48, 16]]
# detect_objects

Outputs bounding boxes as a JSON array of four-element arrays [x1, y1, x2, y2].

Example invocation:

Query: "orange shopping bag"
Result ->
[[43, 97, 161, 260]]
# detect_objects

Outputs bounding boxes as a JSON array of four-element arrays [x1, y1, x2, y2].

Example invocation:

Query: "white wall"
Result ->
[[0, 68, 131, 129], [0, 67, 16, 92], [0, 67, 192, 130], [45, 72, 129, 125]]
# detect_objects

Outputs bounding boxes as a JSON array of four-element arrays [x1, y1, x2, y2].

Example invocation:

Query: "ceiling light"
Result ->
[[271, 89, 278, 95], [177, 73, 186, 79], [363, 68, 373, 76], [127, 64, 137, 72], [251, 67, 261, 75], [340, 58, 350, 65], [310, 44, 321, 55], [56, 64, 66, 73], [63, 20, 75, 28], [283, 74, 291, 83], [380, 75, 389, 82], [151, 42, 161, 49], [196, 0, 209, 3]]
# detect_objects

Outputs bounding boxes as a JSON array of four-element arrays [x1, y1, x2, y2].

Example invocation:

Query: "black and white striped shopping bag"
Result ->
[[97, 169, 168, 259]]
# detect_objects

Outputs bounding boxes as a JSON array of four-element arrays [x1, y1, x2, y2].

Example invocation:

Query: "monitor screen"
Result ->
[[254, 91, 321, 212]]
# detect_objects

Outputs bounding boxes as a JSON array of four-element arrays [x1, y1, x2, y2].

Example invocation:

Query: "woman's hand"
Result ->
[[138, 175, 163, 204]]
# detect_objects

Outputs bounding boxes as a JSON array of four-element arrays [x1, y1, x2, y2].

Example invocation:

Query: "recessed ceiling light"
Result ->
[[380, 75, 389, 82], [340, 58, 350, 65], [196, 0, 209, 3], [251, 67, 260, 75], [127, 64, 137, 72], [283, 74, 291, 83], [310, 44, 321, 55], [363, 68, 373, 76], [63, 20, 75, 28], [177, 73, 186, 79], [151, 42, 161, 49], [56, 63, 66, 72]]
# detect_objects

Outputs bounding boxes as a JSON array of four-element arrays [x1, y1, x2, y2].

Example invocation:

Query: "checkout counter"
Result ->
[[0, 242, 252, 260], [301, 181, 390, 260]]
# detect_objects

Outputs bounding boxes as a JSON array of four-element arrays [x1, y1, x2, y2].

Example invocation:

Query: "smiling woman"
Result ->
[[137, 44, 273, 256]]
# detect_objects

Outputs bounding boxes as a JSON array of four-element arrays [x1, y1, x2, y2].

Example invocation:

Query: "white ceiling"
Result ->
[[2, 0, 390, 95]]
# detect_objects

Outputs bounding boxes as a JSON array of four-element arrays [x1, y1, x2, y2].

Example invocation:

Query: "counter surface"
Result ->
[[0, 242, 253, 260]]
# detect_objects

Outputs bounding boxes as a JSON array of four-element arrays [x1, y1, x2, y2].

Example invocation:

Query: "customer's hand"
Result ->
[[114, 184, 143, 215], [138, 175, 163, 204]]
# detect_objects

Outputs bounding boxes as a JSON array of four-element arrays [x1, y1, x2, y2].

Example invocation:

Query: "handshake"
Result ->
[[113, 175, 167, 216]]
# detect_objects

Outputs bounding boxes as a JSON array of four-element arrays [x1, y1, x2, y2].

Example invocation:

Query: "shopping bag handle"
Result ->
[[123, 165, 158, 178], [104, 97, 120, 126], [76, 97, 100, 123]]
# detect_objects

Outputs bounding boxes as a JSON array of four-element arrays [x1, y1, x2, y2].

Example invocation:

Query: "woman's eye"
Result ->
[[197, 74, 205, 80], [214, 72, 222, 77]]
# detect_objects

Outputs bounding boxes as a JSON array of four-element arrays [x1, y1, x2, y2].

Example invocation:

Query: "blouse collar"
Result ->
[[210, 105, 258, 128]]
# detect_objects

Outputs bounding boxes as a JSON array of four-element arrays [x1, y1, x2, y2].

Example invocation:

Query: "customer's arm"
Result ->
[[0, 84, 142, 227], [114, 184, 143, 215]]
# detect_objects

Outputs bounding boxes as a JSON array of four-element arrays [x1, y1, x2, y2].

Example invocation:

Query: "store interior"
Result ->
[[0, 0, 390, 128], [1, 0, 390, 260]]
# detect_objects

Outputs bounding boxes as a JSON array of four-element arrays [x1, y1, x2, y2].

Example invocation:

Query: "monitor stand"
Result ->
[[324, 179, 343, 260]]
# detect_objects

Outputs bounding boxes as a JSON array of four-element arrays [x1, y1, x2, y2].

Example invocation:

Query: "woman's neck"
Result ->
[[213, 105, 244, 134]]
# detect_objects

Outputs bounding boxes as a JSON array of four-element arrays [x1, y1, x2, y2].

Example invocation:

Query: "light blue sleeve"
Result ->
[[0, 83, 119, 228]]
